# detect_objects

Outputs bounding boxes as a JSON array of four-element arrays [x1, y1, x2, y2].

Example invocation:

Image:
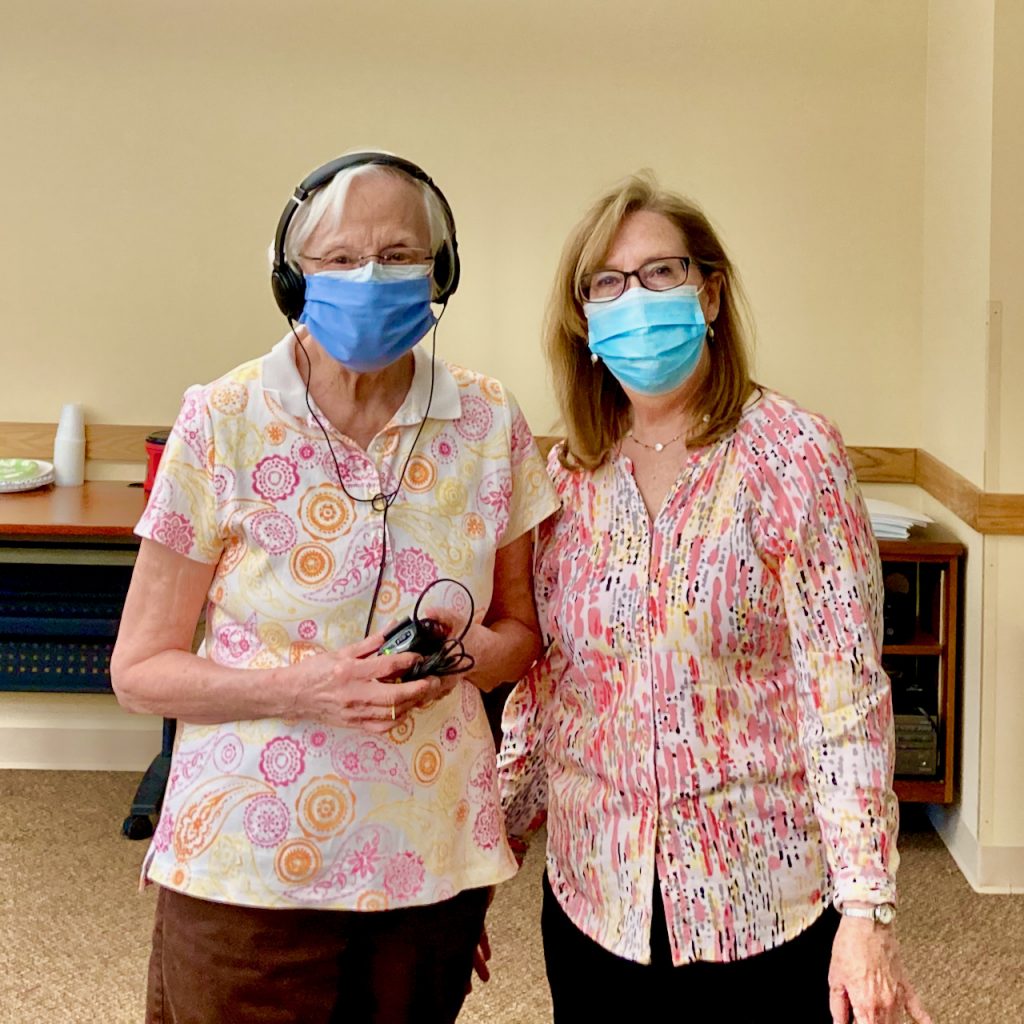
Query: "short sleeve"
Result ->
[[135, 385, 223, 564], [497, 390, 560, 548]]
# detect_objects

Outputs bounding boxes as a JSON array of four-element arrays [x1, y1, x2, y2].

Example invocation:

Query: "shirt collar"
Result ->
[[262, 336, 462, 426]]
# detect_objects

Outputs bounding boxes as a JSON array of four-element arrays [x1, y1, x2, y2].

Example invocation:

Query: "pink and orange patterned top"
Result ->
[[499, 391, 898, 965], [136, 338, 558, 911]]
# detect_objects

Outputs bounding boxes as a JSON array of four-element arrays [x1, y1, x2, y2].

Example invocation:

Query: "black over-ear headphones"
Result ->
[[270, 152, 461, 322]]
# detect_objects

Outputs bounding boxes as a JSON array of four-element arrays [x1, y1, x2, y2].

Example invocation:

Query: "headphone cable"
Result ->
[[291, 306, 445, 637]]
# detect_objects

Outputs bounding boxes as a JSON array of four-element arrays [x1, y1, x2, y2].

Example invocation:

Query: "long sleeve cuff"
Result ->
[[833, 858, 899, 907]]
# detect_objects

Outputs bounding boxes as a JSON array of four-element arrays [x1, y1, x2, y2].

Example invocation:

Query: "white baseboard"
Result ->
[[0, 693, 162, 771], [975, 845, 1024, 894], [928, 804, 1024, 893]]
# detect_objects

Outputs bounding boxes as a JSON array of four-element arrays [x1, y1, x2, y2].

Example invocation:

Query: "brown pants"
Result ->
[[146, 885, 490, 1024]]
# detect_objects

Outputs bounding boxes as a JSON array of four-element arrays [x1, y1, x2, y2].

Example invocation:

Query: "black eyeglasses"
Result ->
[[580, 256, 692, 303]]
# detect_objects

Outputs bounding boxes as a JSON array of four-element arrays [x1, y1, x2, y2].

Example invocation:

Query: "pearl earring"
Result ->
[[591, 352, 600, 365], [708, 324, 716, 342]]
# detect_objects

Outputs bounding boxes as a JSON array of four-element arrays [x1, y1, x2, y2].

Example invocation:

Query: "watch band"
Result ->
[[840, 903, 897, 925]]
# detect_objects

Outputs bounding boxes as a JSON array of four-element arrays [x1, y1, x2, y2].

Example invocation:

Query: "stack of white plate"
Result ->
[[864, 497, 933, 540], [0, 458, 56, 493]]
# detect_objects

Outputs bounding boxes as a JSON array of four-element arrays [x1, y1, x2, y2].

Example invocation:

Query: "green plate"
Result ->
[[0, 459, 40, 482], [0, 458, 55, 492]]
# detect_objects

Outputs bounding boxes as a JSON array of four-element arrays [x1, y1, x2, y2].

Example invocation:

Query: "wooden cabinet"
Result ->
[[877, 537, 964, 804]]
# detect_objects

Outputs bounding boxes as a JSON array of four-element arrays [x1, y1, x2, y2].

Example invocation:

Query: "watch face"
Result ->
[[875, 904, 896, 925]]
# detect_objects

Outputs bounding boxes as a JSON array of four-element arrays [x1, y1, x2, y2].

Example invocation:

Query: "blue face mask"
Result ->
[[585, 285, 707, 395], [299, 262, 436, 373]]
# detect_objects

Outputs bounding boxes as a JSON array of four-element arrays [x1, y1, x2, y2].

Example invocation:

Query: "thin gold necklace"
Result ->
[[627, 412, 709, 452], [626, 429, 684, 453]]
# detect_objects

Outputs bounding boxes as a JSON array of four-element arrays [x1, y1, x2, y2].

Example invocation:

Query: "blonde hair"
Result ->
[[545, 171, 755, 471]]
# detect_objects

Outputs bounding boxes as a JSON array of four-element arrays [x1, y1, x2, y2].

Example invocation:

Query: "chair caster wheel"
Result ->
[[122, 814, 154, 840]]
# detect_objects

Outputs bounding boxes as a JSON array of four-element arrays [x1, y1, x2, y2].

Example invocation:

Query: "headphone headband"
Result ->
[[271, 152, 460, 320]]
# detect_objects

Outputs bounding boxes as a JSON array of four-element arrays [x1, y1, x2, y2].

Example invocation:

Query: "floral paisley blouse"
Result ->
[[499, 391, 898, 965], [136, 338, 558, 911]]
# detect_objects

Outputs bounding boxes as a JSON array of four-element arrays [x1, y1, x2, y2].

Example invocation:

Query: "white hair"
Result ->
[[270, 154, 455, 298]]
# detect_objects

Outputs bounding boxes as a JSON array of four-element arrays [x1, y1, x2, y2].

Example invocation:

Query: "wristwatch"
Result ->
[[840, 902, 897, 925]]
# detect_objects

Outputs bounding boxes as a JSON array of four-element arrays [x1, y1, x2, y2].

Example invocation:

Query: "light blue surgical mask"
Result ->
[[585, 285, 707, 395], [299, 262, 436, 373]]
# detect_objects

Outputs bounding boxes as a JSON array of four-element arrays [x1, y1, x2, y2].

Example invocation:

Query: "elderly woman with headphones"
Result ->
[[111, 151, 557, 1024]]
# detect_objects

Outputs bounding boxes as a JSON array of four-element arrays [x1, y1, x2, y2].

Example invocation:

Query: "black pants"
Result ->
[[542, 874, 841, 1024], [147, 884, 489, 1024]]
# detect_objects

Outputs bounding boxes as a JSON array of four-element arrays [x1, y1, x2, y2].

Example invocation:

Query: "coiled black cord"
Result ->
[[401, 579, 476, 680]]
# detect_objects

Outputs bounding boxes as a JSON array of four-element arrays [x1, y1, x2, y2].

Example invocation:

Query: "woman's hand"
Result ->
[[466, 887, 496, 995], [828, 917, 933, 1024], [420, 606, 496, 676], [291, 632, 458, 734], [467, 924, 492, 993]]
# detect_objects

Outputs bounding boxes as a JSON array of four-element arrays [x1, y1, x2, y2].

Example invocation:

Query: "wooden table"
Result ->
[[0, 481, 145, 539]]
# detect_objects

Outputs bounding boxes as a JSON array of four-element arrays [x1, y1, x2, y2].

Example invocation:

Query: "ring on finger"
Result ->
[[390, 702, 396, 721]]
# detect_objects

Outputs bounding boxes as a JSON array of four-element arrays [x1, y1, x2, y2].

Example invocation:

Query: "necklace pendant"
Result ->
[[654, 442, 665, 452]]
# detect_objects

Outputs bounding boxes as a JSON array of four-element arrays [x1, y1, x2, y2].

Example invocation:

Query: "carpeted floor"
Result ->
[[1, 771, 1022, 1023]]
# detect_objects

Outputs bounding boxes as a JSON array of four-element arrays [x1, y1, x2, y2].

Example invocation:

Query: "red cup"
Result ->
[[144, 430, 170, 499]]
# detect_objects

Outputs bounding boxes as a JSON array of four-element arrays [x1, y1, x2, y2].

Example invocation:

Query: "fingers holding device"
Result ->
[[378, 616, 449, 658], [376, 581, 475, 681]]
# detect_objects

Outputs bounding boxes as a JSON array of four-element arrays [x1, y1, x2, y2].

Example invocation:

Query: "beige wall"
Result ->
[[1, 0, 926, 444], [990, 0, 1024, 494], [920, 0, 994, 488]]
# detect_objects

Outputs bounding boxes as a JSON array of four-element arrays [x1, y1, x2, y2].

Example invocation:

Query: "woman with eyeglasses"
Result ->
[[111, 151, 557, 1023], [499, 173, 932, 1024]]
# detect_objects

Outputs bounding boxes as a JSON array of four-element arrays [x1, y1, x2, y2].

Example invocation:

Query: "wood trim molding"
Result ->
[[3, 422, 1023, 534], [0, 422, 165, 463], [977, 493, 1024, 535], [916, 449, 981, 528], [915, 448, 1024, 536], [847, 446, 916, 484]]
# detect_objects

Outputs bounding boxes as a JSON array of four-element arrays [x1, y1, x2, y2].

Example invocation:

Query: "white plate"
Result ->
[[0, 458, 56, 493]]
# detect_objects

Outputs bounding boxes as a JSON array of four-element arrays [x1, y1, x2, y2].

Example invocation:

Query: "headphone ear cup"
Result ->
[[271, 264, 306, 321], [432, 235, 460, 304], [432, 246, 452, 302]]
